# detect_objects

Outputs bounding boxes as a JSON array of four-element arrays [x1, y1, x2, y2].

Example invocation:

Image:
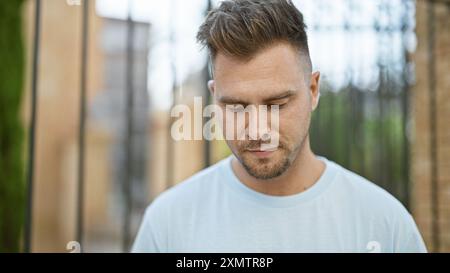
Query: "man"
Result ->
[[132, 0, 426, 252]]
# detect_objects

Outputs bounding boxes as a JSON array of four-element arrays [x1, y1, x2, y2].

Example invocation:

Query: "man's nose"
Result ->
[[245, 105, 271, 140]]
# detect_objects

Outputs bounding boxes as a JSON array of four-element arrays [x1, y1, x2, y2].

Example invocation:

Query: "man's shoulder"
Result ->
[[329, 161, 426, 252]]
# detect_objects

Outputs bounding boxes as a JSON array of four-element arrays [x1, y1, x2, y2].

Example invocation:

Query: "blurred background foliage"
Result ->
[[310, 80, 409, 206], [0, 0, 26, 252]]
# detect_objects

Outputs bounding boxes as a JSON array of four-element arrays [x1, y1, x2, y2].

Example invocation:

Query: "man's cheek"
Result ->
[[226, 139, 240, 153]]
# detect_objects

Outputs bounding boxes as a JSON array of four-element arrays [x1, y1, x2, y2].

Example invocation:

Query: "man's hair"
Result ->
[[197, 0, 311, 72]]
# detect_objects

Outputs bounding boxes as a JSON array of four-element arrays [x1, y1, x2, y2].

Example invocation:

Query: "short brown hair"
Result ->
[[197, 0, 311, 71]]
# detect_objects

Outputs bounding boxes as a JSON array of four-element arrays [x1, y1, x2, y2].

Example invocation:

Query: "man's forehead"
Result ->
[[211, 43, 307, 104], [213, 69, 302, 104]]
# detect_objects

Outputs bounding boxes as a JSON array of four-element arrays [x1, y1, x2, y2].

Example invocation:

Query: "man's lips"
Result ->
[[246, 148, 277, 158]]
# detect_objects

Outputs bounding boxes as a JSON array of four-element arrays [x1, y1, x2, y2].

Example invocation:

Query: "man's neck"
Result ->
[[231, 139, 325, 196]]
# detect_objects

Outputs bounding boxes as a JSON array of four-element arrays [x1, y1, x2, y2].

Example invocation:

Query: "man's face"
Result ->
[[210, 42, 320, 179]]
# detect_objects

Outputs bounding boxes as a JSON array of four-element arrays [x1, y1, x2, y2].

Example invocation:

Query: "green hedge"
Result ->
[[0, 0, 26, 252]]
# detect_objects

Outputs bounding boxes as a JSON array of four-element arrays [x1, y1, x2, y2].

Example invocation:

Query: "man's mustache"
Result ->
[[240, 140, 283, 150]]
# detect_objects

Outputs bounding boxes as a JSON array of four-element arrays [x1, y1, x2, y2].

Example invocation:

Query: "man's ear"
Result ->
[[310, 71, 321, 111], [208, 80, 215, 96]]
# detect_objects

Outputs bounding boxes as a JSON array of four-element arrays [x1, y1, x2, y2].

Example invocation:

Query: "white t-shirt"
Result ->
[[132, 155, 427, 253]]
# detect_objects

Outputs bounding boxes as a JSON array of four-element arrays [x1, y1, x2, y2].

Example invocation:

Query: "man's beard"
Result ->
[[241, 151, 291, 179], [233, 137, 304, 180]]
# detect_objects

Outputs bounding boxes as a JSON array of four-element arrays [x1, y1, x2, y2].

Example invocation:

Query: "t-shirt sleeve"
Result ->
[[393, 211, 428, 253], [131, 199, 167, 253]]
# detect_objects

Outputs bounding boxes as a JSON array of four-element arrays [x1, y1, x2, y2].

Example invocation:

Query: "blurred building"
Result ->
[[87, 16, 151, 252], [412, 0, 450, 252], [21, 0, 219, 253], [22, 0, 106, 252], [22, 0, 153, 252]]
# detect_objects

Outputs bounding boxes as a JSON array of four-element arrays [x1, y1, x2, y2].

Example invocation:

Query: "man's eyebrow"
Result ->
[[217, 96, 250, 105], [263, 90, 296, 103], [217, 90, 296, 105]]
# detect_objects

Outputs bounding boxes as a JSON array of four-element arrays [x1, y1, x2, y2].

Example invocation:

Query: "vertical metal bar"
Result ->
[[123, 0, 135, 252], [361, 90, 367, 175], [385, 0, 394, 194], [328, 92, 336, 160], [166, 0, 177, 188], [377, 66, 386, 188], [203, 0, 212, 168], [76, 0, 90, 252], [346, 84, 354, 170], [375, 1, 386, 189], [344, 0, 353, 170], [426, 0, 440, 253], [400, 0, 411, 209], [24, 0, 42, 253], [349, 2, 366, 177]]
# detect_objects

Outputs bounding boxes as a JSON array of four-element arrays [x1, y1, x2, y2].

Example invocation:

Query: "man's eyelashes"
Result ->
[[225, 102, 287, 112]]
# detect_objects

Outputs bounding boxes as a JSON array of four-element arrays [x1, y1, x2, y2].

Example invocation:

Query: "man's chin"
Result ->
[[239, 152, 291, 180]]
